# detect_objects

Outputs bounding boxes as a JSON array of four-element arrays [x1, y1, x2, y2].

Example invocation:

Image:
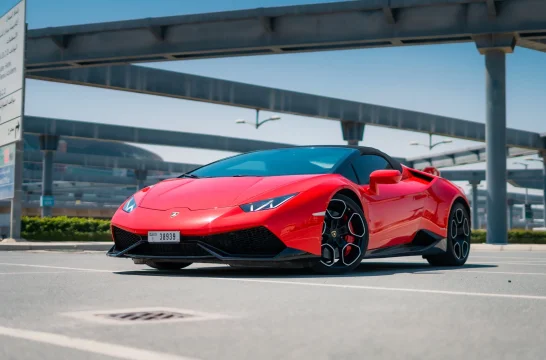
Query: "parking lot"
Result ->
[[0, 249, 545, 360]]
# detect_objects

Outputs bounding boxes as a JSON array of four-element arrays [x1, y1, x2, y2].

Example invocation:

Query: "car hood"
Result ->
[[138, 175, 322, 211]]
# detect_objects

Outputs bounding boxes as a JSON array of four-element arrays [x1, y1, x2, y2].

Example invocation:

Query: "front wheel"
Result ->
[[426, 202, 471, 266], [310, 194, 368, 275]]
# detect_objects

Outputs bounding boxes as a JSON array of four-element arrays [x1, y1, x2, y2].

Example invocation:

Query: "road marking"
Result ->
[[0, 325, 199, 360], [205, 277, 546, 300], [427, 270, 546, 276], [0, 262, 117, 273], [469, 256, 546, 261], [370, 259, 546, 266], [0, 271, 72, 275], [463, 261, 546, 266]]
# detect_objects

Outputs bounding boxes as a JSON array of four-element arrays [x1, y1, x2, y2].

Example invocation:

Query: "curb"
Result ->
[[472, 244, 546, 251], [0, 242, 112, 251]]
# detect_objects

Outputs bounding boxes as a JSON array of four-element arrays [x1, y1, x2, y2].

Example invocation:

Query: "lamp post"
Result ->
[[235, 110, 281, 129], [514, 161, 530, 230], [409, 134, 453, 150]]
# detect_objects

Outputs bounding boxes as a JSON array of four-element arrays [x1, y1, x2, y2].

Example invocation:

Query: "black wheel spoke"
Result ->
[[337, 225, 349, 237]]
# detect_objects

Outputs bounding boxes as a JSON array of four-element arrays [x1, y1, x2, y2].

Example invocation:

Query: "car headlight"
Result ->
[[240, 193, 297, 212], [122, 196, 137, 213]]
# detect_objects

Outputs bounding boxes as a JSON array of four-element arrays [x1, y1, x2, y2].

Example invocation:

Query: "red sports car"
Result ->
[[108, 146, 471, 274]]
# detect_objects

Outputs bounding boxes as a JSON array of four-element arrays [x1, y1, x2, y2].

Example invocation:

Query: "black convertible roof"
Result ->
[[293, 145, 403, 172]]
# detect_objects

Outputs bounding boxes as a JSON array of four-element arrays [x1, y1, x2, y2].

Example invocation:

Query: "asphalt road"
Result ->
[[0, 249, 545, 360]]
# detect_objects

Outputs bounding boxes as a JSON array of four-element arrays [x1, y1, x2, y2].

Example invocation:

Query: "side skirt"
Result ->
[[363, 230, 447, 260]]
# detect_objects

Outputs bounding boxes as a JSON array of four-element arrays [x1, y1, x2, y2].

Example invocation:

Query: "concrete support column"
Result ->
[[39, 135, 59, 218], [507, 200, 514, 230], [475, 33, 515, 244], [341, 122, 365, 146], [543, 155, 546, 227], [470, 181, 480, 230], [135, 170, 148, 191]]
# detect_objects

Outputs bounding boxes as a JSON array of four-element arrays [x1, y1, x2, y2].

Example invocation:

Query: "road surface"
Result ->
[[0, 249, 545, 359]]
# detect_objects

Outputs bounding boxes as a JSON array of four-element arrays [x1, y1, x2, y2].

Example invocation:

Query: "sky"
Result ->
[[2, 0, 546, 196]]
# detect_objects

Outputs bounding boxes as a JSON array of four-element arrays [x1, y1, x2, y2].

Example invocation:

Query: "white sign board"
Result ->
[[0, 143, 14, 200], [0, 0, 25, 146]]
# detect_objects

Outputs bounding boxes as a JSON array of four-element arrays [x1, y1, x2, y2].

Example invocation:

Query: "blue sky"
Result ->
[[2, 0, 546, 195]]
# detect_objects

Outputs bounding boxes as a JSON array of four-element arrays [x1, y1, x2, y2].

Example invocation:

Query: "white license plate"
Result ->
[[148, 231, 180, 243]]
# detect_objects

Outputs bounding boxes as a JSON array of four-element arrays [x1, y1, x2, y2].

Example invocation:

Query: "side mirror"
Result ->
[[369, 169, 402, 195], [422, 166, 441, 177]]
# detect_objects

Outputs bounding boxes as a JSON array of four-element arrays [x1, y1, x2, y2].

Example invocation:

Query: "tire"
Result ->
[[310, 193, 368, 275], [426, 201, 471, 267], [144, 260, 193, 270]]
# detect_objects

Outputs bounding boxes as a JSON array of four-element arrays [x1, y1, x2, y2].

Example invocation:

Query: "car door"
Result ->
[[349, 155, 426, 250]]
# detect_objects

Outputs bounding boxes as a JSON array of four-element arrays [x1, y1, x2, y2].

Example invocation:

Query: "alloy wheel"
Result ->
[[320, 198, 366, 269]]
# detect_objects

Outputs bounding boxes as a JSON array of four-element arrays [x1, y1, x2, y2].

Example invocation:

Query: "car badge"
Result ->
[[170, 212, 179, 218], [330, 230, 337, 237]]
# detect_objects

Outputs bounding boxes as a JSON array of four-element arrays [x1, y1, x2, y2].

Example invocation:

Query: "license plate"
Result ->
[[148, 231, 180, 243]]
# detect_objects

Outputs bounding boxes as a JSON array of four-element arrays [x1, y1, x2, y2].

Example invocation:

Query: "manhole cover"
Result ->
[[95, 311, 192, 322], [61, 307, 232, 325]]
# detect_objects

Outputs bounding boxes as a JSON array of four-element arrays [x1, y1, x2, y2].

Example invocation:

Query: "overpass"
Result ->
[[29, 65, 545, 151], [24, 0, 546, 72]]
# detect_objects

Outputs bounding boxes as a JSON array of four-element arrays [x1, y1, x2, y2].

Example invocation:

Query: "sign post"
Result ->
[[0, 0, 26, 240]]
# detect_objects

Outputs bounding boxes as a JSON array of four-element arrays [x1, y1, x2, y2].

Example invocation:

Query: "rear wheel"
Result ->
[[144, 260, 193, 270], [426, 202, 471, 266], [310, 194, 368, 275]]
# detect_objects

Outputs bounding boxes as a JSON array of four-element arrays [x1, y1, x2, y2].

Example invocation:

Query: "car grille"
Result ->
[[111, 226, 285, 257], [202, 227, 285, 256], [112, 226, 142, 250]]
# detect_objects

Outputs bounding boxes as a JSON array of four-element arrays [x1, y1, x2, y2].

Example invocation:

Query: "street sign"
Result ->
[[0, 0, 25, 145], [0, 0, 26, 239], [0, 142, 14, 200], [40, 195, 54, 207]]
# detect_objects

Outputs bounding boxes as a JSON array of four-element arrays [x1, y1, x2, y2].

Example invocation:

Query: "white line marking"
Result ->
[[0, 262, 117, 273], [0, 271, 72, 275], [0, 325, 199, 360], [469, 256, 546, 261], [421, 270, 546, 276], [463, 261, 546, 266], [369, 259, 546, 266], [204, 277, 546, 300]]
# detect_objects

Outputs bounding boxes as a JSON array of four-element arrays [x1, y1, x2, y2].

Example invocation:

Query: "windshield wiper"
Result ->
[[179, 173, 200, 179]]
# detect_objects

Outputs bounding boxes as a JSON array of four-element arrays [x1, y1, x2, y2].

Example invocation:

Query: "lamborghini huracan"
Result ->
[[107, 146, 471, 274]]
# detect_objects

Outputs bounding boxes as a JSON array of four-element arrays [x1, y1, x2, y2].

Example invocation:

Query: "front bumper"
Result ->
[[107, 225, 316, 264]]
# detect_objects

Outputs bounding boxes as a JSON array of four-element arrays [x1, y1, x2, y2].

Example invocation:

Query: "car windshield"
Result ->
[[186, 147, 356, 178]]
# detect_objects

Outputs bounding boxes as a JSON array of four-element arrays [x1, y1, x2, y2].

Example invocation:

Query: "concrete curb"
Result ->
[[0, 242, 112, 251], [472, 244, 546, 251]]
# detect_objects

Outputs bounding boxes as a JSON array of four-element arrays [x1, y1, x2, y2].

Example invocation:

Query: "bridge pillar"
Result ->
[[507, 199, 514, 230], [475, 34, 515, 244], [341, 122, 365, 146], [135, 170, 148, 191], [470, 181, 480, 230], [542, 153, 546, 228], [39, 135, 59, 217]]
